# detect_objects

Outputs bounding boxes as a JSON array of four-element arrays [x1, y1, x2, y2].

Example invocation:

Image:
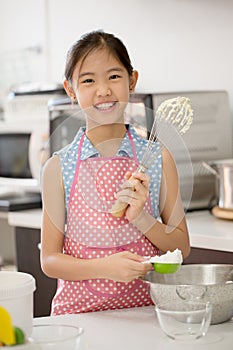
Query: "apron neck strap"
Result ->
[[78, 127, 137, 160]]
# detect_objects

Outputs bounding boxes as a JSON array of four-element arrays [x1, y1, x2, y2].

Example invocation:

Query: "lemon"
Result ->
[[0, 305, 16, 345]]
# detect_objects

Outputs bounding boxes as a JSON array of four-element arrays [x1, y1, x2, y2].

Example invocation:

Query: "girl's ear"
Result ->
[[129, 70, 139, 93], [63, 80, 76, 101]]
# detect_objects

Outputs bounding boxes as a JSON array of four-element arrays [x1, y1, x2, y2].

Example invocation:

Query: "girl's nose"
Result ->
[[96, 83, 111, 97]]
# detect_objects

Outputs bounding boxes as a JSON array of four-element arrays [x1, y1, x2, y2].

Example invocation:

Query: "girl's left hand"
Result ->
[[115, 171, 150, 222]]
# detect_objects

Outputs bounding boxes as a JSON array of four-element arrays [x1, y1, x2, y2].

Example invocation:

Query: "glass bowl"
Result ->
[[29, 324, 84, 350], [155, 301, 212, 341]]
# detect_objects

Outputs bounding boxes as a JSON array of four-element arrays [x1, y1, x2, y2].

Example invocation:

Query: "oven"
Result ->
[[0, 122, 43, 211]]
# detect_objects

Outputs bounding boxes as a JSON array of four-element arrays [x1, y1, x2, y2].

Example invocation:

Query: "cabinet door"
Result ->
[[15, 227, 57, 317]]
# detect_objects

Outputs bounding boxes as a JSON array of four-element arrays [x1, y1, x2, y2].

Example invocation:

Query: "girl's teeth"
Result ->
[[96, 103, 114, 110]]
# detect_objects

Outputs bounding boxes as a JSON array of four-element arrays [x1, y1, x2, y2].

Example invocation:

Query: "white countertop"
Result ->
[[34, 305, 233, 350], [7, 209, 233, 252], [8, 208, 42, 229], [186, 210, 233, 252]]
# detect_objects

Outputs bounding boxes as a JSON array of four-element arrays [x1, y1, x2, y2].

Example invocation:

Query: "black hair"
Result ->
[[64, 30, 134, 81]]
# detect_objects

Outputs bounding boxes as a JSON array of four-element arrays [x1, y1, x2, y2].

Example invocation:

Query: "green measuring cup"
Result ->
[[152, 262, 181, 274]]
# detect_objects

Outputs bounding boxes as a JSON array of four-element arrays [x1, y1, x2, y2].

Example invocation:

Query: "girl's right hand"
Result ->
[[103, 251, 153, 282]]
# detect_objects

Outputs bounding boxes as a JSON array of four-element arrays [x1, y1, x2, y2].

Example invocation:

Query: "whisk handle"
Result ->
[[110, 201, 129, 218], [110, 175, 134, 218]]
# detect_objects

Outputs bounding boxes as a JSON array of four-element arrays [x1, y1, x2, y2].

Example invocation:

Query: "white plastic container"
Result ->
[[0, 271, 36, 337]]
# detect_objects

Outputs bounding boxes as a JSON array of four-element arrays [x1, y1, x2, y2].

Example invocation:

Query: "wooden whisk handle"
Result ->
[[110, 175, 134, 218]]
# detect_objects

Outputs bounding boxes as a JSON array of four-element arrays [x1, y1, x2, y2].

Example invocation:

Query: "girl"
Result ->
[[40, 30, 190, 315]]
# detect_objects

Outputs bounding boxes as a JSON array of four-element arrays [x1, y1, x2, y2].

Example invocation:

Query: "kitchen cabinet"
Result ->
[[15, 227, 57, 317]]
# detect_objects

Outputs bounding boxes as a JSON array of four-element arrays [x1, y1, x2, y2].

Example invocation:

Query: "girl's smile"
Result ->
[[94, 101, 117, 113], [70, 48, 138, 117]]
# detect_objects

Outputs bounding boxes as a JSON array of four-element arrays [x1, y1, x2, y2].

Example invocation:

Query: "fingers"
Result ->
[[131, 171, 150, 186], [114, 172, 150, 222], [120, 251, 144, 262], [123, 172, 150, 189], [117, 172, 149, 202], [116, 188, 136, 204], [131, 262, 153, 280], [118, 251, 153, 278]]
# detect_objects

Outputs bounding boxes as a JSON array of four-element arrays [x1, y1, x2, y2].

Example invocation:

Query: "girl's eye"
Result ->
[[82, 78, 94, 84], [109, 74, 120, 80]]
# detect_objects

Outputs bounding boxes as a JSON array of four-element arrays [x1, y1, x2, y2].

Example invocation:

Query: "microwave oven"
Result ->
[[0, 121, 47, 209]]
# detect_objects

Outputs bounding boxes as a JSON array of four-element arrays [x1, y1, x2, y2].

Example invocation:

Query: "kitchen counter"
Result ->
[[8, 208, 42, 229], [7, 209, 233, 252], [34, 305, 233, 350], [186, 210, 233, 252]]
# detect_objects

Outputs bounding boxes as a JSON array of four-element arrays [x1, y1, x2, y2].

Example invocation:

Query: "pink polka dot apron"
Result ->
[[51, 130, 159, 315]]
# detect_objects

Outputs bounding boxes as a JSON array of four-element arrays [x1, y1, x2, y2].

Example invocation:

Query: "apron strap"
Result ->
[[69, 128, 138, 206]]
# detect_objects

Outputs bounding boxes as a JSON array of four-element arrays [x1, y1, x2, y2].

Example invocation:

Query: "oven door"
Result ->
[[0, 132, 42, 211], [0, 132, 33, 177]]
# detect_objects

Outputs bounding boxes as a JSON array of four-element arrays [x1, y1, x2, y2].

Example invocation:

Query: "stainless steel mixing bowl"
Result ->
[[143, 264, 233, 324]]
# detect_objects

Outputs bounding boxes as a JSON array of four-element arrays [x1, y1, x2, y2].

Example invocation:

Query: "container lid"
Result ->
[[0, 271, 36, 299]]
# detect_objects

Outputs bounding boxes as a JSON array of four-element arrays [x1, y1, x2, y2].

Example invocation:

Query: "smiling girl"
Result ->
[[40, 30, 190, 315]]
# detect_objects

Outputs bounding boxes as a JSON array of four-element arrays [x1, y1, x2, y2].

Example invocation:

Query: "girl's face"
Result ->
[[64, 48, 138, 127]]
